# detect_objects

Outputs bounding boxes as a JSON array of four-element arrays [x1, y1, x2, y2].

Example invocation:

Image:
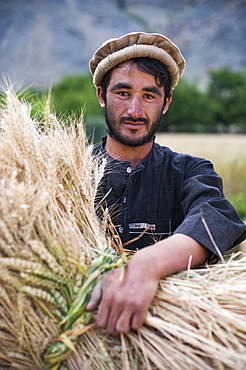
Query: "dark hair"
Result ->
[[101, 57, 172, 104]]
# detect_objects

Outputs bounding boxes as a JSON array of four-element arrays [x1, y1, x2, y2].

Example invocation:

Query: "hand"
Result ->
[[86, 251, 159, 334], [86, 233, 210, 334]]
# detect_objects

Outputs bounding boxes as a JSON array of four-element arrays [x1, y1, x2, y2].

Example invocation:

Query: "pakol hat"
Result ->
[[89, 31, 185, 90]]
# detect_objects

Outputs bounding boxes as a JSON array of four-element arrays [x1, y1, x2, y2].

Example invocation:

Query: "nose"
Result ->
[[127, 97, 143, 118]]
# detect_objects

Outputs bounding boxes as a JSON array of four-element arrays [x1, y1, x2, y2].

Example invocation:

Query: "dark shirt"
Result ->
[[94, 138, 246, 258]]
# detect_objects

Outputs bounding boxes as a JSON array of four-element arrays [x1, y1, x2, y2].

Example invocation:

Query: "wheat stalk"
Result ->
[[0, 87, 245, 369]]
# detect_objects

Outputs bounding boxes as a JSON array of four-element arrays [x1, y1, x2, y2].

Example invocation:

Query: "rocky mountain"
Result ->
[[0, 0, 245, 89]]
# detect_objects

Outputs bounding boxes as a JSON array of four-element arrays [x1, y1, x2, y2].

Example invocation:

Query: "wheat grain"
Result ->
[[0, 87, 245, 370]]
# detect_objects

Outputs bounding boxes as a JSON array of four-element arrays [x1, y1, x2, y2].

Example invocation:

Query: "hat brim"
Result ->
[[92, 44, 180, 89], [89, 32, 185, 90]]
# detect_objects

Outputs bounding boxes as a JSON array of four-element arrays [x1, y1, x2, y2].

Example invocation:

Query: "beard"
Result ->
[[105, 107, 163, 147]]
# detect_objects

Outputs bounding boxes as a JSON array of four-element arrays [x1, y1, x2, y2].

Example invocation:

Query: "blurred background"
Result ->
[[1, 0, 246, 135], [0, 0, 246, 134], [1, 0, 246, 87], [1, 0, 246, 229]]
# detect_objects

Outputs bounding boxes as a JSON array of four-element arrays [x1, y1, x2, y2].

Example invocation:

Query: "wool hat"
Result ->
[[89, 31, 186, 90]]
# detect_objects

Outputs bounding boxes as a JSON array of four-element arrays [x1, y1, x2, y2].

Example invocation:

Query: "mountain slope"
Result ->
[[0, 0, 245, 88]]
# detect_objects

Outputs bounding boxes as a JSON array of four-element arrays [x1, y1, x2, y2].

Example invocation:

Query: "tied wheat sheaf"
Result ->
[[0, 88, 246, 370]]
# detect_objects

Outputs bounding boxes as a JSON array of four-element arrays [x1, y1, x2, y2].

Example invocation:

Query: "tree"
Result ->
[[208, 68, 246, 132], [160, 79, 215, 133]]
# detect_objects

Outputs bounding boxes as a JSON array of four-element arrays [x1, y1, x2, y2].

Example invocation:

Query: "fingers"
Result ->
[[97, 303, 131, 334], [114, 306, 146, 333], [86, 278, 103, 311], [87, 264, 158, 334], [131, 309, 146, 331], [97, 291, 146, 334], [114, 310, 132, 333], [96, 270, 124, 332]]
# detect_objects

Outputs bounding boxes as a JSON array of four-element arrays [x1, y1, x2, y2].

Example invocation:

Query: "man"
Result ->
[[86, 32, 246, 334]]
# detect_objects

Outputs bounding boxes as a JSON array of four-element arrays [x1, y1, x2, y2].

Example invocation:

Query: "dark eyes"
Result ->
[[117, 91, 155, 99], [144, 94, 155, 99], [118, 91, 129, 97]]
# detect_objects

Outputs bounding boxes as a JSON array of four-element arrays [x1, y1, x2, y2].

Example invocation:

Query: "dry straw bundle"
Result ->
[[0, 88, 246, 370]]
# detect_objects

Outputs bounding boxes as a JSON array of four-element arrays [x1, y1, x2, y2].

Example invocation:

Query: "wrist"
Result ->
[[127, 234, 210, 280], [127, 246, 163, 281]]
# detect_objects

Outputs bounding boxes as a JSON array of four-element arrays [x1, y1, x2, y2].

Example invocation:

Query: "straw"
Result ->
[[0, 87, 245, 369]]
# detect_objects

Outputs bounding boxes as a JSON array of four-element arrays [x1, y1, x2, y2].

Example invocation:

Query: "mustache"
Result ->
[[119, 116, 148, 124]]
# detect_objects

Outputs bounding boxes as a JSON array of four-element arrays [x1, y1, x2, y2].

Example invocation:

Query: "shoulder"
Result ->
[[151, 142, 216, 175], [151, 141, 206, 163]]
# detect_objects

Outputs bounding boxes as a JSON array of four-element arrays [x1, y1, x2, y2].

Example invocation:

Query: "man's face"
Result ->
[[97, 61, 171, 147]]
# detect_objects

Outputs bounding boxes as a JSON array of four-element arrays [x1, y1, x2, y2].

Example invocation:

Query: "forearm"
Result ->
[[128, 233, 211, 281]]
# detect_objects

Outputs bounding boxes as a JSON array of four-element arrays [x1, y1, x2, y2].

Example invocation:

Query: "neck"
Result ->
[[104, 135, 153, 169]]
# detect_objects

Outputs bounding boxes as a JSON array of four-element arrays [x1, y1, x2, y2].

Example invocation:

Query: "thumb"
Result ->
[[86, 278, 103, 311]]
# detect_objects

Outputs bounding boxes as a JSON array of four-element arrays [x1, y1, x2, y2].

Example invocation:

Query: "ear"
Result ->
[[96, 86, 105, 108], [162, 95, 172, 115]]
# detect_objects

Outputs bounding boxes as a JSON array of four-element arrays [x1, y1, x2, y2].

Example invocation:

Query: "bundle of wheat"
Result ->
[[0, 87, 126, 369], [0, 88, 245, 370]]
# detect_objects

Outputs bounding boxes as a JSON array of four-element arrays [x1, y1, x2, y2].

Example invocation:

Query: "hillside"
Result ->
[[0, 0, 245, 88]]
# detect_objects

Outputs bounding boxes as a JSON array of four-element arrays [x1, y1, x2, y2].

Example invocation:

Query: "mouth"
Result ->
[[123, 121, 145, 129], [120, 117, 148, 130]]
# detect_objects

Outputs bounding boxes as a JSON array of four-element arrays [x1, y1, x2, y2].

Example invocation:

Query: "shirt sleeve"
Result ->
[[173, 156, 246, 258]]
